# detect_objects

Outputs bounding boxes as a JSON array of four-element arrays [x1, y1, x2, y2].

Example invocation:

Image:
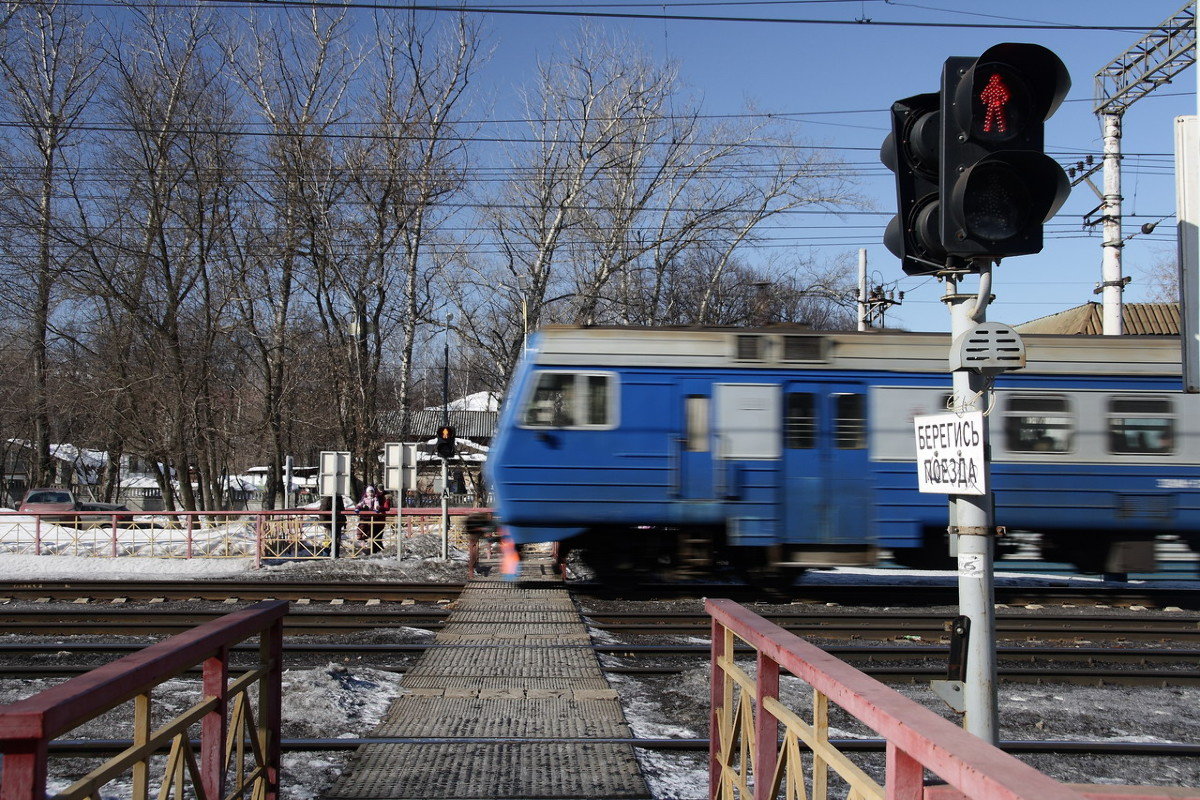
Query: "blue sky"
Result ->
[[442, 0, 1195, 332]]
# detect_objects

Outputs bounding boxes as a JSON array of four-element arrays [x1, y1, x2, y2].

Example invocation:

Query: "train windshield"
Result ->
[[521, 371, 615, 428]]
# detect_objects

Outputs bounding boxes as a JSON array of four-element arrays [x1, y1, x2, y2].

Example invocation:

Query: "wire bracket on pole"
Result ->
[[1093, 276, 1132, 294], [947, 525, 1002, 537]]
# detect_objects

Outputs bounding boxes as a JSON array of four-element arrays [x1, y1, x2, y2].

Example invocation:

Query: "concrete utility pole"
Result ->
[[858, 249, 869, 331], [1100, 113, 1124, 335], [1091, 0, 1197, 334]]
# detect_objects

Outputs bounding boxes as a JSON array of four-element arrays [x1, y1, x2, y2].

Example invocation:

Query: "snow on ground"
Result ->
[[0, 553, 256, 580]]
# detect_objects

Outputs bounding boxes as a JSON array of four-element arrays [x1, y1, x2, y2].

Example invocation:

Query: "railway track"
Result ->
[[0, 580, 463, 604], [3, 578, 1196, 608], [0, 606, 1193, 643], [0, 641, 1194, 686], [571, 581, 1200, 608], [37, 736, 1200, 758]]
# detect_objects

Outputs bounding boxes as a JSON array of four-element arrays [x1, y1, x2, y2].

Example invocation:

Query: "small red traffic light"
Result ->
[[436, 426, 456, 458]]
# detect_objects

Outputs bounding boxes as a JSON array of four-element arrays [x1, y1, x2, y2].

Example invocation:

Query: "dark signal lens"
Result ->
[[962, 162, 1030, 241]]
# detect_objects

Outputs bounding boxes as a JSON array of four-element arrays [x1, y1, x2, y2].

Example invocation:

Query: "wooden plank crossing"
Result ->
[[323, 558, 652, 800]]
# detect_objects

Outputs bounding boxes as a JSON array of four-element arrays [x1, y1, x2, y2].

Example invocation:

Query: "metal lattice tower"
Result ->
[[1086, 1, 1196, 335], [1095, 1, 1196, 114]]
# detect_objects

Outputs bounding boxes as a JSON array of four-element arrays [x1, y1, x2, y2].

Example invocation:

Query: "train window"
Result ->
[[685, 396, 710, 452], [835, 394, 866, 449], [584, 375, 609, 425], [785, 393, 815, 449], [1107, 397, 1175, 454], [522, 372, 615, 428], [1003, 395, 1073, 452], [736, 335, 765, 361]]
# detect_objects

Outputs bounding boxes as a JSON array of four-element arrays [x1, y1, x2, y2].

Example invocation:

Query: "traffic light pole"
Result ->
[[943, 266, 999, 744], [441, 314, 452, 561]]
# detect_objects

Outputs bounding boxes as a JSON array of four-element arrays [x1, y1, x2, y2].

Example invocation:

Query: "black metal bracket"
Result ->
[[947, 615, 970, 682]]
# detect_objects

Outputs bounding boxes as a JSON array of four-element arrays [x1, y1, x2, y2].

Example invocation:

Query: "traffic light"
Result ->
[[435, 426, 455, 459], [881, 92, 950, 275], [939, 43, 1071, 258]]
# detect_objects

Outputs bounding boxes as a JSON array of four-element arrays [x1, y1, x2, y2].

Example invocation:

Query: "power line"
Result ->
[[188, 0, 1155, 31]]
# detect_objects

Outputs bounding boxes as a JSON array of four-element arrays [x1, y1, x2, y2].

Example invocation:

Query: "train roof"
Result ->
[[528, 326, 1182, 376]]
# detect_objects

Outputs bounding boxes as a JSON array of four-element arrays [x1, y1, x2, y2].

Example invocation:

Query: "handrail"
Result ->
[[0, 508, 495, 564], [0, 600, 288, 800], [707, 598, 1092, 800]]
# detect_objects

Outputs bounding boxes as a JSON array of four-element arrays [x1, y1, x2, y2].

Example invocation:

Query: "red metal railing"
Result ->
[[0, 508, 492, 565], [0, 600, 288, 800], [707, 598, 1093, 800]]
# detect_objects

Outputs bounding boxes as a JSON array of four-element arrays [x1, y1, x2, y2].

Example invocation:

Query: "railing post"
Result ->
[[753, 651, 779, 800], [201, 647, 229, 800], [0, 738, 48, 800], [708, 618, 726, 800], [254, 513, 264, 569], [111, 514, 119, 558], [34, 515, 41, 556], [261, 618, 284, 800], [132, 692, 151, 800], [186, 513, 194, 559], [886, 742, 924, 800]]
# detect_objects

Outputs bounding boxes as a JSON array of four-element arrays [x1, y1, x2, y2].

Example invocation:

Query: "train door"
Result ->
[[677, 384, 715, 500], [713, 383, 782, 546], [782, 383, 871, 544]]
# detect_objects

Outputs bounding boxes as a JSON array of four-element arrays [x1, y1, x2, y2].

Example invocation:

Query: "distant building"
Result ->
[[1015, 302, 1179, 335]]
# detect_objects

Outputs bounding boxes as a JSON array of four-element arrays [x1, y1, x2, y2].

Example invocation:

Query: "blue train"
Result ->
[[485, 326, 1200, 578]]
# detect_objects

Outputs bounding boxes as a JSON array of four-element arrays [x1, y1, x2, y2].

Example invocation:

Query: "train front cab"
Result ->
[[488, 353, 885, 575]]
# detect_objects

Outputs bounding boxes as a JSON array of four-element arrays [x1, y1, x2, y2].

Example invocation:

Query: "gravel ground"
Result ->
[[1, 550, 1196, 799], [579, 597, 1200, 796]]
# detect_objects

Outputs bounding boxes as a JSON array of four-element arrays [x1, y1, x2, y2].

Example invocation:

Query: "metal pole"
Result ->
[[1101, 112, 1124, 335], [942, 269, 998, 744], [441, 313, 452, 561], [857, 249, 868, 331], [284, 456, 293, 510]]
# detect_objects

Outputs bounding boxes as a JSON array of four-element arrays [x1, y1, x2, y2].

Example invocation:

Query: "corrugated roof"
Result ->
[[404, 409, 498, 440], [1015, 302, 1179, 335]]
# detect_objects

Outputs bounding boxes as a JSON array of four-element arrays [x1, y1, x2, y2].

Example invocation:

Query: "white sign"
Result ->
[[318, 450, 351, 497], [913, 412, 986, 495], [383, 443, 418, 493]]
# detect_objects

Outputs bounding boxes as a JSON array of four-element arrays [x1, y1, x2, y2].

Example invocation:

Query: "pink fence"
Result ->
[[0, 600, 287, 800], [0, 508, 492, 565], [707, 598, 1195, 800]]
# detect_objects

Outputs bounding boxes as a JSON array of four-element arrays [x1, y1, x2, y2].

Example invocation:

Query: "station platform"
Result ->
[[323, 559, 651, 800]]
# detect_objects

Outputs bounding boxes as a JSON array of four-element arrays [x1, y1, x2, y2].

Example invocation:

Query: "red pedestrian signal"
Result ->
[[939, 43, 1071, 258]]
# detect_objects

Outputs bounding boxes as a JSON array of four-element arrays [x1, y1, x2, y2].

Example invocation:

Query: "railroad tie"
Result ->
[[323, 556, 651, 800]]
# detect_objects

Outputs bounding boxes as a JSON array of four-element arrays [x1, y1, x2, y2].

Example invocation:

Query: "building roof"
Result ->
[[1015, 302, 1179, 335], [405, 409, 499, 441]]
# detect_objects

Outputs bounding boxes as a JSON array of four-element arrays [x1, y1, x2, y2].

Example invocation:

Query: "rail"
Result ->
[[706, 598, 1092, 800], [0, 600, 288, 800], [0, 508, 493, 565]]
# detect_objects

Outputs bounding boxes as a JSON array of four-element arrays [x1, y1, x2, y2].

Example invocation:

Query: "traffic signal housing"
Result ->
[[881, 92, 949, 275], [435, 426, 455, 459], [939, 43, 1071, 258]]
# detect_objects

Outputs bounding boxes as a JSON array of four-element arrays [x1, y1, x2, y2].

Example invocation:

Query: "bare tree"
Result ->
[[462, 28, 860, 387], [71, 3, 240, 510], [225, 5, 360, 505], [0, 0, 100, 485]]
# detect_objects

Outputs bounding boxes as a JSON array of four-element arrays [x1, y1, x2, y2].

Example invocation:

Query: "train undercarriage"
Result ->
[[556, 524, 1200, 583]]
